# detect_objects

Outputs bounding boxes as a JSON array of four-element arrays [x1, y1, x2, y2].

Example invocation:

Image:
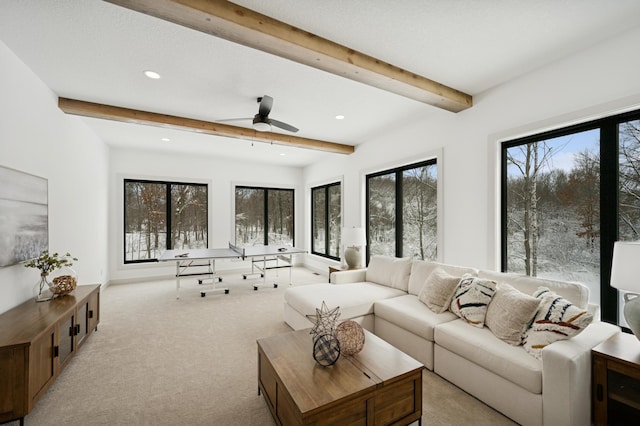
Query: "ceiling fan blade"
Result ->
[[258, 95, 273, 117], [269, 118, 299, 133], [215, 117, 253, 123]]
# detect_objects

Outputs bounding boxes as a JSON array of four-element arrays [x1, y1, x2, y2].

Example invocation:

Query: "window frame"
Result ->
[[500, 108, 640, 326], [311, 181, 342, 261], [365, 158, 437, 263], [234, 185, 295, 246], [123, 178, 208, 264]]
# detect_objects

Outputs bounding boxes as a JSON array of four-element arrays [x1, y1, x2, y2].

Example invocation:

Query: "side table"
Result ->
[[592, 332, 640, 425]]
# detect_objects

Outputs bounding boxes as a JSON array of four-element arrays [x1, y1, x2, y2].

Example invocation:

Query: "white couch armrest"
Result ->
[[587, 303, 601, 321], [542, 321, 620, 426], [330, 269, 367, 284]]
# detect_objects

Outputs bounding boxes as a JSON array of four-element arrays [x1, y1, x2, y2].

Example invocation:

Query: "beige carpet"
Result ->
[[15, 267, 516, 425]]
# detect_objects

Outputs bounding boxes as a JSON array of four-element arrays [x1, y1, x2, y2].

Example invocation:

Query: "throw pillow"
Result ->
[[418, 268, 461, 314], [485, 283, 541, 345], [523, 287, 593, 359], [449, 275, 497, 328]]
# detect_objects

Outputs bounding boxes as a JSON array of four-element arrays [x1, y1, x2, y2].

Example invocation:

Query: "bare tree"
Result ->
[[619, 120, 640, 239], [507, 142, 555, 276]]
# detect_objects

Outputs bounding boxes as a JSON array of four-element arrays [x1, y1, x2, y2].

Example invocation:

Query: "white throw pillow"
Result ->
[[485, 283, 540, 345], [418, 268, 460, 314]]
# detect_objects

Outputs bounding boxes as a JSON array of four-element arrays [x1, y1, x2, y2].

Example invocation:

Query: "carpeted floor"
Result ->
[[13, 267, 516, 425]]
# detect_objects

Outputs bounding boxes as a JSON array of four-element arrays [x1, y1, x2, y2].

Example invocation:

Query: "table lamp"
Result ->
[[610, 241, 640, 341], [342, 227, 366, 269]]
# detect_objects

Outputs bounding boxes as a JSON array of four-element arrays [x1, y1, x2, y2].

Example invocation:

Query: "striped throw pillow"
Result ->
[[450, 275, 497, 328], [523, 287, 593, 359]]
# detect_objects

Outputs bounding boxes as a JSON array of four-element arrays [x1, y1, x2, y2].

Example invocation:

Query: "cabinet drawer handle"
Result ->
[[89, 310, 94, 319], [75, 324, 80, 335], [596, 384, 603, 401], [53, 346, 59, 358]]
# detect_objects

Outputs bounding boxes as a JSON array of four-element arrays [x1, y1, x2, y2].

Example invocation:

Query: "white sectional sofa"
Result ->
[[283, 256, 620, 426]]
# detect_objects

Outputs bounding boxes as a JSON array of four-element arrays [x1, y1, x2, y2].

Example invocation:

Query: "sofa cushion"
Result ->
[[485, 283, 541, 345], [374, 294, 457, 341], [449, 275, 497, 328], [418, 268, 460, 313], [408, 260, 479, 296], [365, 256, 412, 291], [523, 287, 594, 359], [435, 319, 542, 394], [478, 270, 589, 309], [284, 282, 405, 321]]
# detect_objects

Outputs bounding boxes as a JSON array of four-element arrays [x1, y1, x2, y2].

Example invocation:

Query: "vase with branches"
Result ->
[[25, 250, 78, 301]]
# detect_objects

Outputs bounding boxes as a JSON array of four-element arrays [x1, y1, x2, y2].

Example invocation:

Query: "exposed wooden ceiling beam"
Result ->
[[58, 98, 355, 155], [104, 0, 472, 113]]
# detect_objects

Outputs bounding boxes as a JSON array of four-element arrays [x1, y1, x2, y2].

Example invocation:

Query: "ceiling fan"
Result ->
[[221, 95, 299, 133]]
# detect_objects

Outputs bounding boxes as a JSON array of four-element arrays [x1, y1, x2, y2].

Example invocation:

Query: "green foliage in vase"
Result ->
[[24, 250, 78, 275]]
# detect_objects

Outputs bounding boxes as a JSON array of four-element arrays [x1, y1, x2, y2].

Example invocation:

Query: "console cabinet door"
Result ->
[[29, 327, 56, 407], [0, 346, 26, 422], [57, 310, 76, 371], [77, 302, 88, 346], [87, 290, 99, 334], [78, 290, 100, 348]]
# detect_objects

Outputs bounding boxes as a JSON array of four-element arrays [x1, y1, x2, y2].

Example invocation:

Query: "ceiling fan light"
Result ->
[[253, 121, 271, 132], [143, 70, 161, 79]]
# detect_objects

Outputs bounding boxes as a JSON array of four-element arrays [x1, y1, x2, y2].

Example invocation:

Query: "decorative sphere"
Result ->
[[335, 320, 365, 355], [313, 333, 341, 366]]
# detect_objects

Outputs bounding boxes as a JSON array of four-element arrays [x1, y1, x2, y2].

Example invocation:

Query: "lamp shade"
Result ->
[[610, 241, 640, 293], [342, 227, 366, 247]]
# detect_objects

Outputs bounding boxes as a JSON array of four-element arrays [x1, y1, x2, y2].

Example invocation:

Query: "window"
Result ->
[[124, 179, 208, 263], [235, 186, 294, 246], [311, 182, 341, 260], [501, 108, 640, 327], [366, 160, 437, 262]]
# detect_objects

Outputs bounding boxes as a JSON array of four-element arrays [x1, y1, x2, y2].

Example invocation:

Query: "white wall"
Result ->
[[0, 41, 109, 314], [304, 26, 640, 276], [108, 148, 304, 282]]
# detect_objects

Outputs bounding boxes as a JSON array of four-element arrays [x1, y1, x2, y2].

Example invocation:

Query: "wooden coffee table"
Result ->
[[257, 328, 423, 425]]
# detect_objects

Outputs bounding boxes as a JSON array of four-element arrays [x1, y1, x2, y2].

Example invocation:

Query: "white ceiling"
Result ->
[[2, 0, 640, 167]]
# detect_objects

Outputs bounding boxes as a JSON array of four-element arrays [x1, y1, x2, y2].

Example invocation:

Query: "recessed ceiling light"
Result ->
[[161, 137, 170, 142], [279, 153, 286, 156], [144, 70, 161, 79], [335, 115, 345, 120]]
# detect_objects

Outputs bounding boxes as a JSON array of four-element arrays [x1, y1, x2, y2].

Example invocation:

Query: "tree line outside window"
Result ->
[[311, 182, 341, 260], [124, 179, 208, 263], [502, 108, 640, 327], [366, 159, 437, 262], [235, 186, 294, 246]]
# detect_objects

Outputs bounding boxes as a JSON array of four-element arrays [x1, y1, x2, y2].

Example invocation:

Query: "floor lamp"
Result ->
[[610, 241, 640, 341], [342, 227, 366, 269]]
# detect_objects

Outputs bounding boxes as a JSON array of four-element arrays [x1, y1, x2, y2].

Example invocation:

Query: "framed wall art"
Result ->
[[0, 165, 48, 267]]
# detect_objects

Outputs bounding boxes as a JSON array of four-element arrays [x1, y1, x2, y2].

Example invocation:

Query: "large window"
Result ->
[[501, 109, 640, 326], [235, 186, 294, 246], [366, 159, 437, 262], [124, 179, 208, 263], [311, 182, 341, 260]]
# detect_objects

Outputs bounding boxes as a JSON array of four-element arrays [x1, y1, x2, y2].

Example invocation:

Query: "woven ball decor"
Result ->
[[313, 333, 341, 366], [335, 320, 365, 355], [52, 275, 77, 296]]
